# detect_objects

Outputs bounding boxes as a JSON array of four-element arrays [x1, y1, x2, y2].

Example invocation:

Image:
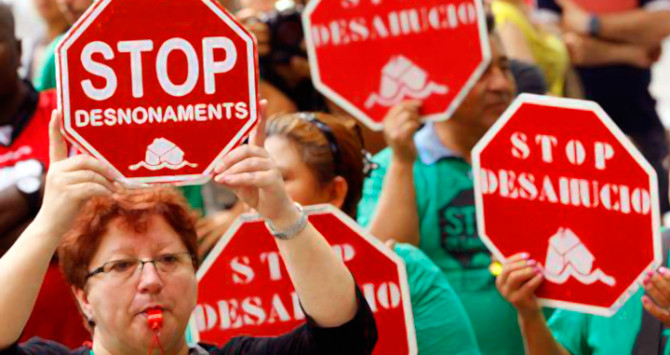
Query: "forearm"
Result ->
[[599, 10, 670, 46], [368, 160, 420, 245], [573, 37, 650, 67], [272, 210, 357, 327], [0, 220, 59, 348], [518, 311, 570, 355]]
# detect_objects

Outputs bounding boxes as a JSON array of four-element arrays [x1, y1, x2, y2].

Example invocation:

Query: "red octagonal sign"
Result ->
[[56, 0, 258, 185], [303, 0, 490, 130], [472, 94, 662, 316], [190, 204, 417, 354]]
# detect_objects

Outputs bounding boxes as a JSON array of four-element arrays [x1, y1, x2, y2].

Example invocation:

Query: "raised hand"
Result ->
[[34, 110, 118, 238], [496, 253, 544, 318], [383, 101, 422, 165], [213, 100, 297, 224]]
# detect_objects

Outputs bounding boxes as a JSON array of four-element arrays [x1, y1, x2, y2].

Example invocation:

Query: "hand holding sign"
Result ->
[[495, 253, 544, 319], [192, 205, 417, 355], [57, 0, 259, 185], [34, 110, 118, 239], [213, 100, 296, 224], [642, 268, 670, 326], [473, 94, 661, 316]]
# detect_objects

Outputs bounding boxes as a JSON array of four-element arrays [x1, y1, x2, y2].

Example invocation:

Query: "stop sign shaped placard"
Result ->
[[56, 0, 257, 185], [472, 94, 662, 316], [190, 204, 417, 354], [303, 0, 490, 130]]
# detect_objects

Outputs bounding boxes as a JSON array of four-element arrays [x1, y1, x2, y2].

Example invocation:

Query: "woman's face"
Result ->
[[265, 135, 335, 207], [76, 215, 197, 354]]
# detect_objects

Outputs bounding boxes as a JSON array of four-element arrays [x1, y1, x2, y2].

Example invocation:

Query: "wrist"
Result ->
[[264, 202, 307, 240], [21, 217, 62, 250], [390, 156, 416, 170], [588, 14, 601, 37], [517, 308, 545, 326]]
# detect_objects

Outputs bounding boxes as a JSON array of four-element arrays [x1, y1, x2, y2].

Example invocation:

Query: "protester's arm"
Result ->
[[496, 21, 537, 65], [0, 112, 116, 349], [219, 286, 376, 355], [564, 32, 656, 68], [598, 9, 670, 46], [558, 0, 670, 46], [366, 102, 422, 246], [496, 253, 570, 355], [213, 103, 358, 327]]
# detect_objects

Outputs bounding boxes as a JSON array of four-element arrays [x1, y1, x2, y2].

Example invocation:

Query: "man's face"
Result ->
[[56, 0, 92, 24], [0, 12, 20, 97], [449, 35, 516, 138]]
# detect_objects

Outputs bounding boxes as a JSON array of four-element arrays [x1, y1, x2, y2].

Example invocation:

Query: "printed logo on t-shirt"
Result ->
[[438, 189, 489, 268]]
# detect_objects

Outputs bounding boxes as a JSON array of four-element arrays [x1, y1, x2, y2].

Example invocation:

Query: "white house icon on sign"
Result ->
[[543, 227, 615, 287]]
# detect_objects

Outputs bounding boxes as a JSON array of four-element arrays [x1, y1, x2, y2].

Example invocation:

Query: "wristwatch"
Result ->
[[588, 15, 601, 37], [264, 202, 308, 240], [15, 160, 44, 217]]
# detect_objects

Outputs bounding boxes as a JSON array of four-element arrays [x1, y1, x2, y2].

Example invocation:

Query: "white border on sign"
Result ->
[[471, 93, 662, 317], [56, 0, 258, 186], [189, 204, 418, 354], [301, 0, 492, 131]]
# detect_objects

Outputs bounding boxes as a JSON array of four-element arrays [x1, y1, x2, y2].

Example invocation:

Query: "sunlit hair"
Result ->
[[58, 187, 199, 292], [265, 113, 365, 217]]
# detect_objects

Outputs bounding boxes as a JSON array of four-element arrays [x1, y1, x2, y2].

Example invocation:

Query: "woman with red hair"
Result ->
[[0, 108, 377, 355]]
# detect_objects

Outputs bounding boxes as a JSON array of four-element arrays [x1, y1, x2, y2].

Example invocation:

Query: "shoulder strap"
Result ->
[[632, 229, 670, 355]]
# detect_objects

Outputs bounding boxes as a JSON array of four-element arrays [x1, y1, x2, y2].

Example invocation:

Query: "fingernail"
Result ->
[[534, 267, 542, 274], [642, 296, 650, 304], [527, 259, 537, 266], [661, 267, 669, 276], [520, 252, 530, 259], [643, 276, 651, 285]]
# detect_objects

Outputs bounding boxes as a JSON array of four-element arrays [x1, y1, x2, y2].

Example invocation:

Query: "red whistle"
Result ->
[[146, 309, 163, 331]]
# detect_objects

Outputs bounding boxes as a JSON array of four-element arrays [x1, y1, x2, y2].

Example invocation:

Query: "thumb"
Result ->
[[249, 99, 268, 147], [49, 110, 68, 163]]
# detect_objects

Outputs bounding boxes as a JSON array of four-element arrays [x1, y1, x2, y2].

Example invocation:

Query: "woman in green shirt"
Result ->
[[261, 111, 482, 354], [497, 252, 670, 355]]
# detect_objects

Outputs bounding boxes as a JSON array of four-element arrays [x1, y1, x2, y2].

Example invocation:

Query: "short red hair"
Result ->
[[58, 187, 199, 290]]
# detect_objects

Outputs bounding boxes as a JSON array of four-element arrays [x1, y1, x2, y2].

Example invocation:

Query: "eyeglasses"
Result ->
[[85, 252, 194, 282]]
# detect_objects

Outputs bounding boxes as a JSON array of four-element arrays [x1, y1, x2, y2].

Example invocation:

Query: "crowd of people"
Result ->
[[1, 0, 670, 354]]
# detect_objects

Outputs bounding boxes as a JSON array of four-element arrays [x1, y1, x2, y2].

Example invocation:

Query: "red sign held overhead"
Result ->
[[302, 0, 490, 131], [190, 204, 417, 355], [472, 94, 662, 316], [57, 0, 258, 185]]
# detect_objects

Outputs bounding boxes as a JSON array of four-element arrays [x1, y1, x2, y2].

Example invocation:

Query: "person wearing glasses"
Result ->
[[0, 108, 377, 355]]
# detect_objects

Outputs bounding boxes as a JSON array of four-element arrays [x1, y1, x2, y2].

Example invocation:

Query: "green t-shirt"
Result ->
[[550, 245, 670, 355], [34, 34, 62, 92], [358, 147, 525, 355], [549, 289, 648, 355], [180, 185, 204, 214], [394, 243, 481, 355]]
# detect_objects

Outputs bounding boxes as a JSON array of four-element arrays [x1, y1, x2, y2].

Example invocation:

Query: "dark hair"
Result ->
[[265, 113, 365, 218], [486, 13, 496, 34]]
